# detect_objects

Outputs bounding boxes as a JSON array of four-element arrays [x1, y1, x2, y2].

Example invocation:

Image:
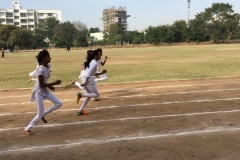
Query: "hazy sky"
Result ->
[[2, 0, 240, 31]]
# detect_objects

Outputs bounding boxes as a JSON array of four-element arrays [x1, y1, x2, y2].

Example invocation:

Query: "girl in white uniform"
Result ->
[[28, 64, 51, 83], [94, 48, 108, 82], [24, 49, 62, 135], [70, 50, 107, 115], [68, 50, 94, 92]]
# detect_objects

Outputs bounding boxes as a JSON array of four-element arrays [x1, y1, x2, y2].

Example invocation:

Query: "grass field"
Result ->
[[0, 44, 240, 89]]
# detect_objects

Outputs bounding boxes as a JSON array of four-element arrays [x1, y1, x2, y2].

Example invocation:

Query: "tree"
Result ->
[[72, 21, 89, 47], [125, 31, 144, 44], [0, 25, 18, 49], [53, 21, 77, 47], [171, 20, 188, 42], [145, 26, 161, 45], [8, 28, 35, 49], [191, 3, 240, 43], [89, 27, 100, 33], [37, 17, 60, 42], [104, 23, 125, 45]]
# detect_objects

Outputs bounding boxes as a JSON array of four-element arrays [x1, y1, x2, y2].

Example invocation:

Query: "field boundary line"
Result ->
[[1, 126, 240, 154], [1, 83, 240, 99], [1, 104, 240, 131], [1, 76, 240, 91], [1, 87, 240, 106]]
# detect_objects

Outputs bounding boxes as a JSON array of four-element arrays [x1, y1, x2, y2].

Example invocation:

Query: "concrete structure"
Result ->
[[90, 32, 104, 41], [0, 1, 62, 30], [101, 6, 130, 31]]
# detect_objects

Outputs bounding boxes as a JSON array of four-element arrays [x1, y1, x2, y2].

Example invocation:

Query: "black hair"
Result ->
[[36, 49, 49, 65], [84, 50, 98, 69], [97, 48, 102, 53]]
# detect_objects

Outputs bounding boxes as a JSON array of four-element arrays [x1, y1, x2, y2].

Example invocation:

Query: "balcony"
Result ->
[[27, 22, 34, 25]]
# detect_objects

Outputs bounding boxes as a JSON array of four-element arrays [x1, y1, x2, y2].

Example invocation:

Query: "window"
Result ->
[[6, 19, 13, 23], [38, 19, 44, 23], [14, 22, 19, 25], [20, 13, 26, 17], [0, 19, 5, 23], [47, 13, 53, 16], [0, 12, 5, 16], [27, 13, 33, 16], [28, 19, 34, 22], [14, 16, 19, 19], [21, 19, 27, 23], [14, 10, 19, 13], [38, 13, 44, 16], [28, 25, 34, 28], [6, 13, 13, 17], [21, 25, 27, 29]]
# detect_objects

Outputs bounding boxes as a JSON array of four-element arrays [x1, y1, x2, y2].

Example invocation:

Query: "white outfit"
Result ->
[[25, 65, 62, 131], [94, 60, 108, 81], [79, 60, 100, 110], [75, 69, 86, 90], [29, 64, 51, 82]]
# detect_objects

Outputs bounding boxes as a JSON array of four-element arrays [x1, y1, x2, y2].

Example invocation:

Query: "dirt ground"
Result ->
[[1, 78, 240, 160]]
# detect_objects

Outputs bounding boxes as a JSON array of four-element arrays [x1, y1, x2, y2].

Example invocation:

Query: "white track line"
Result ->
[[1, 81, 240, 99], [1, 87, 240, 107], [1, 104, 240, 132], [1, 126, 240, 154], [1, 97, 240, 117]]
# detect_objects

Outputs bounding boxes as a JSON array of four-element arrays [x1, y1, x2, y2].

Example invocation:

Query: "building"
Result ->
[[90, 32, 104, 41], [102, 6, 130, 31], [0, 1, 62, 30]]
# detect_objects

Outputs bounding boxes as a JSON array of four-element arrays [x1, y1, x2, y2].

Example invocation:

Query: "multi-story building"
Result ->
[[0, 1, 62, 30], [102, 6, 130, 31]]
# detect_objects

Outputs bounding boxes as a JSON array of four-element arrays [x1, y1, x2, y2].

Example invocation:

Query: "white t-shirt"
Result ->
[[96, 59, 102, 73], [29, 64, 51, 77], [30, 65, 51, 102], [83, 60, 98, 85]]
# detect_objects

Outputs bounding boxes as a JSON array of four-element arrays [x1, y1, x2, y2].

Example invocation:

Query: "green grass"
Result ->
[[1, 44, 240, 89]]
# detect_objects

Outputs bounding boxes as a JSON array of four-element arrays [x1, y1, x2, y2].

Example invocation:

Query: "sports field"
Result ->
[[1, 44, 240, 159]]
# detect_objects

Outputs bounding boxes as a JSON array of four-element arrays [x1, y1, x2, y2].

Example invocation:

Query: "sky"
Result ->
[[2, 0, 240, 31]]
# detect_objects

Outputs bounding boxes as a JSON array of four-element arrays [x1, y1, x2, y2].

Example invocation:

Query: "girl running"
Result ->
[[94, 48, 108, 82], [69, 50, 107, 115], [28, 64, 51, 83], [24, 49, 62, 135], [68, 50, 94, 91]]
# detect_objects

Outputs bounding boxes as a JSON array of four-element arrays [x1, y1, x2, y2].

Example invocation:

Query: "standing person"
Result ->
[[70, 50, 107, 115], [24, 49, 62, 135], [1, 48, 4, 58]]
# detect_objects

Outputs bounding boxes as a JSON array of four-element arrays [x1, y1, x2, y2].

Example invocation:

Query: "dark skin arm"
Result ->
[[38, 75, 61, 91], [101, 56, 108, 66], [81, 70, 107, 86]]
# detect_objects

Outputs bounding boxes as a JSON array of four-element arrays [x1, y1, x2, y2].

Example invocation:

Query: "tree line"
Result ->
[[0, 3, 239, 50]]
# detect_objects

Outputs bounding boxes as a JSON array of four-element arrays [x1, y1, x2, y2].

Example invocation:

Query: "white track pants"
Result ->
[[25, 92, 62, 131], [80, 83, 100, 111], [95, 74, 108, 82]]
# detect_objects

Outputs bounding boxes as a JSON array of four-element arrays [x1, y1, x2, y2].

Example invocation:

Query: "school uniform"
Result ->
[[29, 64, 51, 82], [94, 59, 108, 81], [25, 65, 62, 131], [79, 60, 100, 110]]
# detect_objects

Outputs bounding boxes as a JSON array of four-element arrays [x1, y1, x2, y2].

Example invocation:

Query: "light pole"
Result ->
[[134, 17, 136, 31], [188, 0, 191, 23]]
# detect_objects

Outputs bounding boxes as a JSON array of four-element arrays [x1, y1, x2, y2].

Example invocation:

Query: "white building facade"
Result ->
[[90, 32, 104, 41], [0, 1, 62, 30]]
